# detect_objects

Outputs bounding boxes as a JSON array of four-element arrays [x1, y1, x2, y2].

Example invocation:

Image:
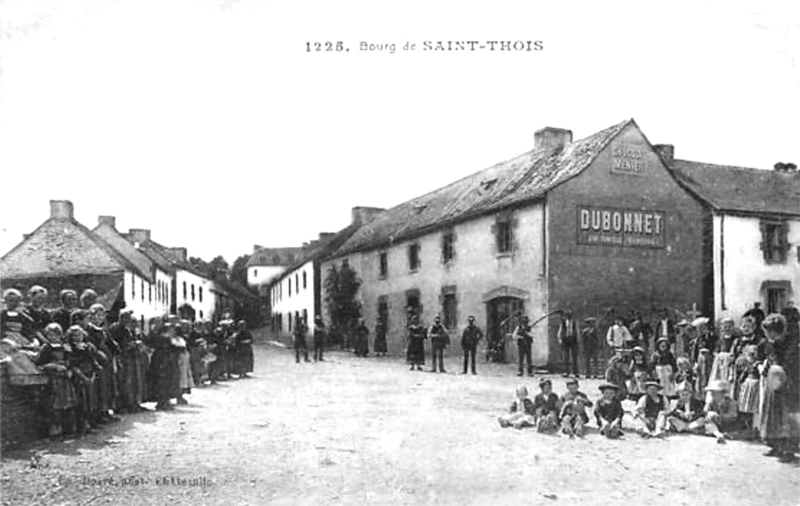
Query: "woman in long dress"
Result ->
[[651, 338, 677, 398], [406, 315, 426, 371], [710, 317, 737, 385]]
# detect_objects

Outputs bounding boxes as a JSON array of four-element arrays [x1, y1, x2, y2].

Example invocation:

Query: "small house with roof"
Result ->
[[322, 119, 708, 367], [670, 157, 800, 319], [246, 246, 305, 295]]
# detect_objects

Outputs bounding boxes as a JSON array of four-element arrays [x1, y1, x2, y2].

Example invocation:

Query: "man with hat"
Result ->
[[666, 381, 705, 433], [674, 318, 691, 357], [653, 308, 675, 351], [312, 315, 326, 362], [428, 315, 450, 373], [532, 378, 561, 433], [594, 383, 624, 438], [511, 316, 534, 377], [581, 317, 600, 379], [559, 378, 593, 437], [701, 379, 739, 443], [460, 315, 483, 375], [633, 380, 669, 438]]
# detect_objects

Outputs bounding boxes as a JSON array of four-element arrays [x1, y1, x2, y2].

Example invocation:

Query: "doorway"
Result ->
[[486, 297, 524, 363]]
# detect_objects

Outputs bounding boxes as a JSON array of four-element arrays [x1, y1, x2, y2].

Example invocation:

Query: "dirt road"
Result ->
[[2, 336, 798, 505]]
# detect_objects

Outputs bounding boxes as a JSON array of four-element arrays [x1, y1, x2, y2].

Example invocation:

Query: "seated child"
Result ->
[[594, 383, 624, 439], [532, 378, 561, 433], [666, 381, 705, 433], [559, 378, 593, 437], [673, 357, 696, 396], [605, 352, 629, 401], [498, 385, 536, 429], [634, 380, 669, 438], [701, 380, 740, 444]]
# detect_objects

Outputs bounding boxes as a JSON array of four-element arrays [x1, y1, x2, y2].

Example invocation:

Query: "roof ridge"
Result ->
[[674, 158, 799, 175]]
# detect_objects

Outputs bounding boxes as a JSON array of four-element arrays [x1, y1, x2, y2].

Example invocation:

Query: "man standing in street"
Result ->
[[461, 315, 483, 375], [558, 310, 579, 378], [581, 317, 600, 379], [428, 316, 449, 373], [293, 314, 310, 363], [312, 315, 326, 362], [512, 316, 534, 377]]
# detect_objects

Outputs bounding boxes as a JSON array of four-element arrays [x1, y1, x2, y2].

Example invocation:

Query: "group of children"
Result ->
[[0, 286, 255, 441], [498, 311, 799, 463]]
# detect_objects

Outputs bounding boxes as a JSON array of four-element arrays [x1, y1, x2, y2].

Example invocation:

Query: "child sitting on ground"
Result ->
[[666, 381, 705, 433], [594, 383, 624, 438], [532, 378, 561, 433], [498, 385, 536, 429], [701, 380, 740, 444], [559, 378, 593, 437], [634, 380, 669, 438]]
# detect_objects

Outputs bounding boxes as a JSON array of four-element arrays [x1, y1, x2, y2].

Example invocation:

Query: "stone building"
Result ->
[[671, 158, 800, 319], [321, 119, 708, 367], [246, 246, 304, 295]]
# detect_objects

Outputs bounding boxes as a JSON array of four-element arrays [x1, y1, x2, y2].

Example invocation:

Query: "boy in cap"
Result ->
[[428, 315, 449, 373], [666, 381, 705, 433], [701, 380, 740, 443], [532, 378, 561, 433], [594, 383, 624, 438], [633, 380, 669, 438], [559, 378, 593, 437], [460, 315, 483, 375], [497, 385, 536, 429]]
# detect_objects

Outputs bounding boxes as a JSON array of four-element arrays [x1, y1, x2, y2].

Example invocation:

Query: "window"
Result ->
[[767, 287, 786, 315], [442, 231, 455, 263], [148, 284, 152, 303], [442, 292, 457, 329], [303, 309, 308, 324], [288, 313, 292, 332], [408, 243, 421, 271], [760, 220, 789, 264], [199, 310, 204, 319], [191, 284, 196, 301], [183, 281, 187, 300], [379, 252, 388, 278], [378, 296, 389, 328], [199, 287, 203, 303], [303, 271, 307, 289], [295, 273, 300, 292], [288, 278, 292, 296], [254, 269, 258, 277], [496, 219, 513, 254], [132, 275, 136, 299], [141, 279, 144, 302]]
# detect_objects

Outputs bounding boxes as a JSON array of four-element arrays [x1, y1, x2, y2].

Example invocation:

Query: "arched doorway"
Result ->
[[483, 286, 529, 363]]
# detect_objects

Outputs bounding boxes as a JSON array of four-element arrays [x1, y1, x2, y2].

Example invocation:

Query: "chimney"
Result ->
[[319, 232, 336, 242], [98, 216, 116, 228], [534, 127, 572, 151], [351, 206, 386, 226], [129, 229, 151, 243], [653, 144, 674, 165], [49, 200, 74, 220], [166, 247, 188, 262]]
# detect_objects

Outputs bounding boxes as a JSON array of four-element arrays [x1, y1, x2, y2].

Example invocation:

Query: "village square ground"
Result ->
[[1, 329, 798, 506]]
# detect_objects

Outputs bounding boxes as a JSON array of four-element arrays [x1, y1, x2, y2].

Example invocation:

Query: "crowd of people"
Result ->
[[0, 286, 255, 441], [497, 305, 800, 464]]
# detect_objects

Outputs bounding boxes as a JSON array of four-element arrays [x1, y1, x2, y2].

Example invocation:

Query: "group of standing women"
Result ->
[[0, 286, 255, 441]]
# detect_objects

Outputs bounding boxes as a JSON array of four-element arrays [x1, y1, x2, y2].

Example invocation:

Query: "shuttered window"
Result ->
[[760, 220, 789, 264]]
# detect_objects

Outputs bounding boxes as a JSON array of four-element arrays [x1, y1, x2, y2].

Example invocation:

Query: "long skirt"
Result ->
[[119, 352, 146, 408], [374, 334, 387, 354], [44, 372, 77, 410], [233, 344, 254, 374], [72, 377, 95, 426], [95, 360, 117, 412], [407, 337, 425, 365], [655, 365, 677, 397], [146, 349, 181, 402], [177, 349, 194, 391], [759, 367, 792, 441], [189, 346, 208, 384], [710, 352, 735, 384], [738, 378, 760, 415]]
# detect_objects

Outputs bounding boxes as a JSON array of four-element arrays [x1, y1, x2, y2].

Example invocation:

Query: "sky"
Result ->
[[0, 0, 798, 264]]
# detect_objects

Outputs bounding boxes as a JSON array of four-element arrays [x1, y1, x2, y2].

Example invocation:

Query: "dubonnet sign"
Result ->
[[577, 206, 666, 248]]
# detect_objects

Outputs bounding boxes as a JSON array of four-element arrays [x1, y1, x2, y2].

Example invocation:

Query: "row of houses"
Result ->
[[0, 201, 257, 326], [253, 118, 799, 368]]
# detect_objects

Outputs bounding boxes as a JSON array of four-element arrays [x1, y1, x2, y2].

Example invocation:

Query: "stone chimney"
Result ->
[[98, 216, 116, 228], [351, 207, 385, 226], [534, 127, 572, 151], [166, 247, 188, 262], [129, 229, 151, 243], [50, 200, 74, 220], [653, 144, 674, 165]]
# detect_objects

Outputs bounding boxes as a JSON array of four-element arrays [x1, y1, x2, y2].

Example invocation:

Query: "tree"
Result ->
[[208, 256, 230, 279], [324, 261, 362, 348], [230, 254, 250, 287]]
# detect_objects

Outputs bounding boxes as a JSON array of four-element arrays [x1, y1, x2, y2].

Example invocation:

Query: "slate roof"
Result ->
[[331, 119, 632, 257], [273, 224, 362, 283], [145, 240, 211, 280], [92, 223, 156, 282], [670, 159, 800, 217], [246, 247, 304, 268]]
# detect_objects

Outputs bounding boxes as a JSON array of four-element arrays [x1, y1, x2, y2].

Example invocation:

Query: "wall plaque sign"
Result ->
[[577, 206, 666, 248]]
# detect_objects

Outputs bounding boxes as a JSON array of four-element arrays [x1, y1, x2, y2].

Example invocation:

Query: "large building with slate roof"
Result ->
[[322, 119, 710, 368]]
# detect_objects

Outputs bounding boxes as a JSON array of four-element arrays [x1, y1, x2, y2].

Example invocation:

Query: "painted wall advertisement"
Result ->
[[577, 206, 666, 248]]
